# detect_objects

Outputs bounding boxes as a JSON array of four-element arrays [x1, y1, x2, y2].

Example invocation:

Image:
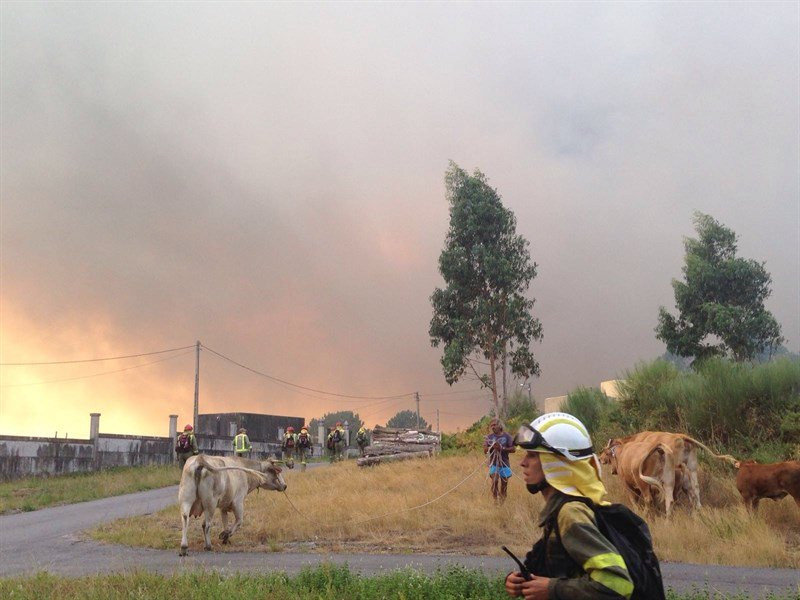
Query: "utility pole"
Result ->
[[193, 340, 200, 431], [521, 381, 532, 402], [415, 391, 420, 429], [436, 408, 440, 434]]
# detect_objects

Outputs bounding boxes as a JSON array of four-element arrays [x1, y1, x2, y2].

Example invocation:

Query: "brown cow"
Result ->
[[734, 459, 800, 512], [605, 439, 678, 515], [601, 431, 737, 510]]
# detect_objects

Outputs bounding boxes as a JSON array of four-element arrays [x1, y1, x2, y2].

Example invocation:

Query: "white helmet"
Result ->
[[514, 412, 594, 462]]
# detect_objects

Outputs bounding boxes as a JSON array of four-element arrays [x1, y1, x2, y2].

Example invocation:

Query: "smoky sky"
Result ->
[[1, 2, 798, 437]]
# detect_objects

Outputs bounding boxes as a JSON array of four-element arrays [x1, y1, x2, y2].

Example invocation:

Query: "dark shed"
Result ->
[[197, 413, 305, 443]]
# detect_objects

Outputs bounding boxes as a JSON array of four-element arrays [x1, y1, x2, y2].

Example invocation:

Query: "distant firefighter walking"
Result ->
[[175, 424, 199, 468], [356, 426, 370, 456], [326, 422, 346, 462], [297, 426, 312, 471], [233, 427, 252, 458], [281, 426, 297, 469]]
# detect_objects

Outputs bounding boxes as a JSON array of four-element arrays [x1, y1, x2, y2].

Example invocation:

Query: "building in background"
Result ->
[[197, 412, 304, 442]]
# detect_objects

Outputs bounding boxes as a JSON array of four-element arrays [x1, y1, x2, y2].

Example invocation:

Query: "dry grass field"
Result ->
[[91, 452, 800, 568]]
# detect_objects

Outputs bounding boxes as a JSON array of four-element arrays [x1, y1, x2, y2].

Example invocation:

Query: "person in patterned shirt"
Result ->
[[484, 418, 515, 502]]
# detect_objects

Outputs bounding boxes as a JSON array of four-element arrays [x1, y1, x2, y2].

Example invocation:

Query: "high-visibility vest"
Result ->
[[234, 433, 250, 452]]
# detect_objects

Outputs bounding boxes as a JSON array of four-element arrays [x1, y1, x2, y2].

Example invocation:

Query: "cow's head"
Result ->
[[599, 439, 622, 474], [258, 460, 287, 492], [598, 439, 618, 465]]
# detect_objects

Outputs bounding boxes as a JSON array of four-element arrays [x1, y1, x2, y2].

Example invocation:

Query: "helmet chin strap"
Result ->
[[526, 479, 550, 495]]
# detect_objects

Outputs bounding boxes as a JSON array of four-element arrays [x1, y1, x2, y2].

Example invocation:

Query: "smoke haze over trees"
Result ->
[[1, 4, 796, 438]]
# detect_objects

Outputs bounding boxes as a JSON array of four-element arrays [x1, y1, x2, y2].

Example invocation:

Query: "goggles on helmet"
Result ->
[[513, 423, 594, 459]]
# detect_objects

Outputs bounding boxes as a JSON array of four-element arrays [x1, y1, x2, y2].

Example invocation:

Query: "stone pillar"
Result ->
[[169, 415, 178, 463], [90, 413, 101, 470], [89, 413, 101, 441], [316, 424, 324, 445]]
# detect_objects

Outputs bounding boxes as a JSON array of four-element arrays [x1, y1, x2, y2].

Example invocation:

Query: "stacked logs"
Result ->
[[356, 425, 440, 467]]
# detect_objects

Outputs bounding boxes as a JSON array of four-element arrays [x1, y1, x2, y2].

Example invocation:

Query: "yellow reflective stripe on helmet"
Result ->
[[583, 552, 627, 571], [537, 417, 590, 438], [589, 568, 633, 599]]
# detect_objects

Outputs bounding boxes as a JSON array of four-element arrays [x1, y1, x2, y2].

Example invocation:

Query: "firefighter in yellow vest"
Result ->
[[296, 426, 313, 471], [281, 426, 297, 469], [356, 426, 370, 456], [233, 427, 252, 458]]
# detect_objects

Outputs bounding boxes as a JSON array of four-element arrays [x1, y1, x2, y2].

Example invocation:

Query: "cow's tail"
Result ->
[[186, 455, 208, 518], [638, 443, 667, 493], [679, 435, 738, 466]]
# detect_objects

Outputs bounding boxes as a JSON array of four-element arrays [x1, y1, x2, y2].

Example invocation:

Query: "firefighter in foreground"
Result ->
[[297, 426, 313, 471], [281, 426, 297, 468], [175, 424, 199, 468], [233, 427, 252, 458], [505, 412, 655, 600]]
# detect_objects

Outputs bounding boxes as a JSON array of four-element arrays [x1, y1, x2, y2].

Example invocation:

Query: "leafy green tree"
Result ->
[[429, 162, 543, 417], [308, 411, 363, 435], [387, 409, 429, 430], [656, 212, 783, 363]]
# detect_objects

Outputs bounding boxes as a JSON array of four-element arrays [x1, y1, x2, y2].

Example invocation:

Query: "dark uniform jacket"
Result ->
[[526, 490, 634, 600]]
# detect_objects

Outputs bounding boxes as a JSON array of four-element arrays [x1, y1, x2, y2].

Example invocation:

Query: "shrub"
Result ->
[[562, 387, 611, 436], [613, 357, 800, 458], [504, 391, 539, 423]]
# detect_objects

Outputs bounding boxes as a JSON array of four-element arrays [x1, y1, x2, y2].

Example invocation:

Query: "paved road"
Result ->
[[1, 485, 797, 597]]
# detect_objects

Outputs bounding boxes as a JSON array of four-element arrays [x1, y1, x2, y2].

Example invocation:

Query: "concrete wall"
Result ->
[[600, 379, 623, 399], [95, 434, 174, 468], [0, 432, 323, 480], [198, 435, 282, 458], [537, 396, 567, 413], [0, 436, 95, 480], [535, 379, 626, 416]]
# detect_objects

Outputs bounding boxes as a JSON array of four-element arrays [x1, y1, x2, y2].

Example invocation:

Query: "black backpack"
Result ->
[[526, 497, 665, 600]]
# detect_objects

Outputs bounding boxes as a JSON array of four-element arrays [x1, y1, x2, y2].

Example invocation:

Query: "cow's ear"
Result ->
[[268, 465, 282, 474]]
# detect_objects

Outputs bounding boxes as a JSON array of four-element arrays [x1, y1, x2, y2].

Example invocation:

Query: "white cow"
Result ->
[[178, 454, 286, 556]]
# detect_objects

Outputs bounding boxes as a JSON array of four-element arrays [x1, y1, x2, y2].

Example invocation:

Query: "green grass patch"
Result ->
[[0, 566, 795, 600], [0, 465, 180, 514]]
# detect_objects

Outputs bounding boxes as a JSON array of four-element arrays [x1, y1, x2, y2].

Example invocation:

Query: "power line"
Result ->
[[201, 344, 414, 401], [0, 349, 195, 387], [0, 344, 195, 366], [418, 388, 485, 397], [359, 397, 411, 423]]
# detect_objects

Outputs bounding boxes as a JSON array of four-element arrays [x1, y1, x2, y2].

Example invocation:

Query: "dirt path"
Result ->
[[0, 485, 797, 597]]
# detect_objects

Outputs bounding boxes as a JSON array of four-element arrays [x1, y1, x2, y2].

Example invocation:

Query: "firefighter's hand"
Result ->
[[518, 575, 552, 599], [505, 572, 525, 597]]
